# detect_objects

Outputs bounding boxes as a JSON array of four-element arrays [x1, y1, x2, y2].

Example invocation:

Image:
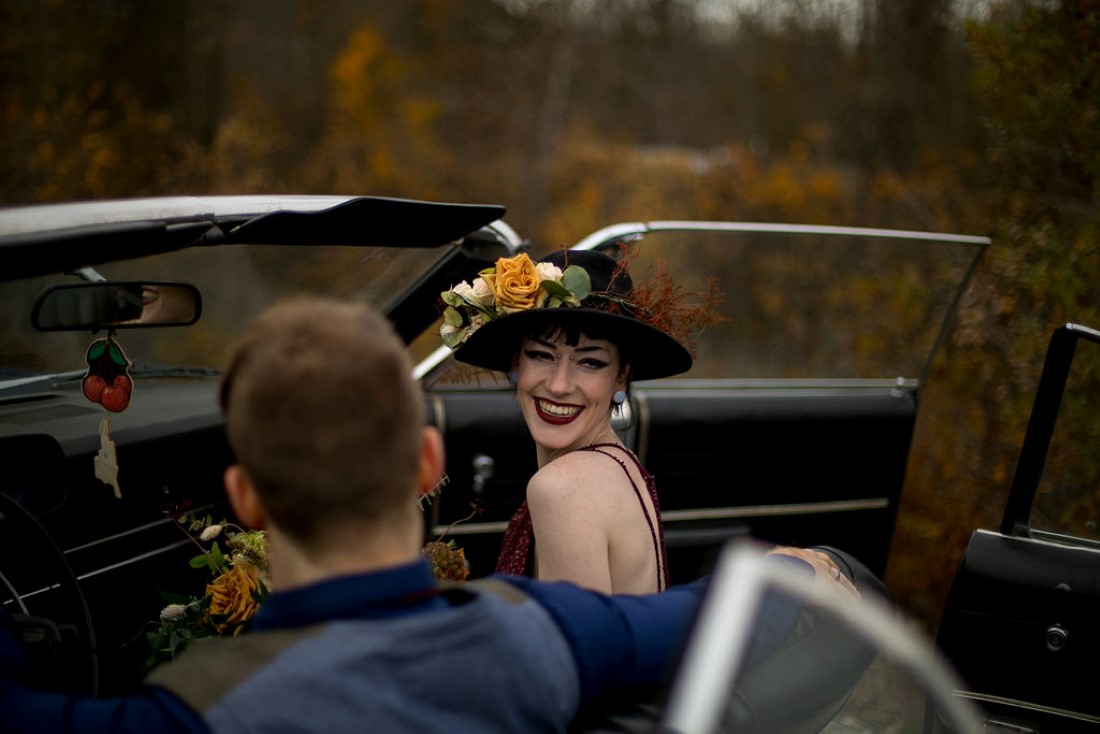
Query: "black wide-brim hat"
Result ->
[[452, 249, 693, 381]]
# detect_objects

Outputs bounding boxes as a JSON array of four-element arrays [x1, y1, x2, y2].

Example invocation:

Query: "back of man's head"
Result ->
[[219, 297, 423, 545]]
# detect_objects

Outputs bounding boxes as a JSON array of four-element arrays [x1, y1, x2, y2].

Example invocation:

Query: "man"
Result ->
[[0, 297, 855, 733]]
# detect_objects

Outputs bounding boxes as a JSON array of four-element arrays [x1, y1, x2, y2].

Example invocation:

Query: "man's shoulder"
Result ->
[[146, 625, 329, 713], [444, 576, 534, 605]]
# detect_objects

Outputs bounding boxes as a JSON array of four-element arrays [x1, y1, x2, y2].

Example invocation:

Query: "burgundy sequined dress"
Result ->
[[494, 443, 669, 591]]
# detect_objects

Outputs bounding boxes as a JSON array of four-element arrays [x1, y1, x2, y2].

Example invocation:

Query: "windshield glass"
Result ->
[[425, 226, 986, 386], [0, 244, 446, 385], [622, 228, 984, 381]]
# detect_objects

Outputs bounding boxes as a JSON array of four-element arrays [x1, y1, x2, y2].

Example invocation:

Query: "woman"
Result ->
[[440, 248, 857, 597], [441, 248, 706, 594]]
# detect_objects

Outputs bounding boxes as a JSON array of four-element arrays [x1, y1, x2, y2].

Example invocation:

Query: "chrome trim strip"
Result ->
[[431, 498, 889, 537], [62, 504, 220, 555], [413, 346, 453, 380], [432, 521, 511, 536], [973, 528, 1100, 556], [73, 539, 193, 581], [12, 539, 193, 603], [956, 690, 1100, 723], [661, 498, 889, 522], [571, 221, 992, 251]]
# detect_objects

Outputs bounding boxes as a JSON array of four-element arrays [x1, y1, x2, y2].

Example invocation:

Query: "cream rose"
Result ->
[[451, 280, 475, 300], [487, 253, 544, 313], [469, 277, 494, 307], [535, 262, 563, 283]]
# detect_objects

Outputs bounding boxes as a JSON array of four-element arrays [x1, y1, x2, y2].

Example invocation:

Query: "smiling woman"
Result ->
[[443, 248, 716, 594]]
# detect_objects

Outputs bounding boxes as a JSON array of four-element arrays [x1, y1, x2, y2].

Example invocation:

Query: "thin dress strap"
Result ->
[[495, 444, 670, 592], [579, 443, 668, 592]]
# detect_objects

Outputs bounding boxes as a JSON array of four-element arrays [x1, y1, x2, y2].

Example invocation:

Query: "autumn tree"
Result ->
[[885, 0, 1100, 630]]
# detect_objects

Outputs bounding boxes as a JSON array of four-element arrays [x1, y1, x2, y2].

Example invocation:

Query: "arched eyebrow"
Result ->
[[529, 336, 612, 355]]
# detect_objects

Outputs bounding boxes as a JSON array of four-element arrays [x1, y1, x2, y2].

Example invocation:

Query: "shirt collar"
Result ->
[[252, 558, 444, 631]]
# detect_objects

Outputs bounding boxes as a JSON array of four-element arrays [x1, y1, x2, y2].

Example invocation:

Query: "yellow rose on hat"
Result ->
[[483, 253, 546, 313]]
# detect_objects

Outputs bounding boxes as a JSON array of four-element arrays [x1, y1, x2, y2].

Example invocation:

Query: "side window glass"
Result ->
[[1030, 335, 1100, 541]]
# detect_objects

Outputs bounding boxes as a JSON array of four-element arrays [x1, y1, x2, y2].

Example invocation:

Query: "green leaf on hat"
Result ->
[[540, 280, 572, 299], [443, 306, 464, 327], [441, 290, 465, 308], [561, 266, 591, 301], [441, 327, 466, 349]]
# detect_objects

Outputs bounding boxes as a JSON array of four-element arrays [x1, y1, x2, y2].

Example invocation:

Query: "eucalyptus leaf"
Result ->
[[561, 266, 591, 300], [188, 554, 209, 569], [441, 328, 466, 349], [441, 291, 465, 308], [443, 306, 464, 327], [541, 280, 572, 299]]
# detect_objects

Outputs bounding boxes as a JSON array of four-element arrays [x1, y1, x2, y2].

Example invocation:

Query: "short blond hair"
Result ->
[[219, 297, 423, 545]]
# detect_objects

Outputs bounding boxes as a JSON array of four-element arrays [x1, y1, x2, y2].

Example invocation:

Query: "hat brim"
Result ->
[[452, 308, 692, 381]]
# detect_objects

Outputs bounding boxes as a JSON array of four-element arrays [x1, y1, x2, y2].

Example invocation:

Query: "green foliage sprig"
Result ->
[[142, 513, 270, 673]]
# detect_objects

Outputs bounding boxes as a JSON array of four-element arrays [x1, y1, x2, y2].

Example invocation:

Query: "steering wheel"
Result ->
[[0, 447, 99, 694]]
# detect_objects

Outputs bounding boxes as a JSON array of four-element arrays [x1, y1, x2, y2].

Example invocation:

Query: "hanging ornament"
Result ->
[[82, 334, 133, 413]]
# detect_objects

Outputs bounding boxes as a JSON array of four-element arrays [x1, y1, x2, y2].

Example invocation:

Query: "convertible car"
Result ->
[[0, 194, 1087, 731]]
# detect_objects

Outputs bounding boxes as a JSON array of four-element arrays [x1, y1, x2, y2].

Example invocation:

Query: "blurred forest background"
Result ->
[[1, 0, 1098, 633]]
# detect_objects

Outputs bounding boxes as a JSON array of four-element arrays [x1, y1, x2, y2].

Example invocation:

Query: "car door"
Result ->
[[420, 223, 988, 583], [937, 323, 1100, 732]]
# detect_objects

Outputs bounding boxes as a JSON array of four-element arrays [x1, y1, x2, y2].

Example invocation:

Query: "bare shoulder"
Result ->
[[527, 449, 631, 510]]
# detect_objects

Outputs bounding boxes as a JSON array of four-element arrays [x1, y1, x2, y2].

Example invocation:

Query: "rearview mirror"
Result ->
[[31, 282, 202, 331]]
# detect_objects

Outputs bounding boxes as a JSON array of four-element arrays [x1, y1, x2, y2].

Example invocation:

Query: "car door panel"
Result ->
[[429, 380, 916, 581], [937, 324, 1100, 731]]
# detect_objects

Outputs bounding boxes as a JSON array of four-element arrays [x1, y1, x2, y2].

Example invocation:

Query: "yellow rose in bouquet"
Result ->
[[143, 514, 270, 671], [205, 562, 264, 635]]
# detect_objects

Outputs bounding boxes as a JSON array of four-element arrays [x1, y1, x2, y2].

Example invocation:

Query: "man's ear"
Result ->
[[224, 464, 266, 530], [416, 426, 446, 500]]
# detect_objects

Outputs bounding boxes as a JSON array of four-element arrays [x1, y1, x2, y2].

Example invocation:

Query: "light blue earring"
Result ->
[[612, 390, 627, 405], [507, 370, 518, 387]]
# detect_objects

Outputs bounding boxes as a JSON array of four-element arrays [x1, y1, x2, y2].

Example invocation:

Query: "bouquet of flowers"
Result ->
[[144, 482, 478, 671], [143, 513, 269, 671]]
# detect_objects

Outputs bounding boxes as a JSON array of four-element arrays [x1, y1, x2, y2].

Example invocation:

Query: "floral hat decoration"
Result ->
[[440, 248, 722, 381]]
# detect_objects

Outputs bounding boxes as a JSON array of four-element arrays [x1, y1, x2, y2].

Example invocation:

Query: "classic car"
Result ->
[[7, 193, 1071, 733]]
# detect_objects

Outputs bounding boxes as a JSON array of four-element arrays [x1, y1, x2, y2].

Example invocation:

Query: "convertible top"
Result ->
[[0, 195, 507, 281]]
